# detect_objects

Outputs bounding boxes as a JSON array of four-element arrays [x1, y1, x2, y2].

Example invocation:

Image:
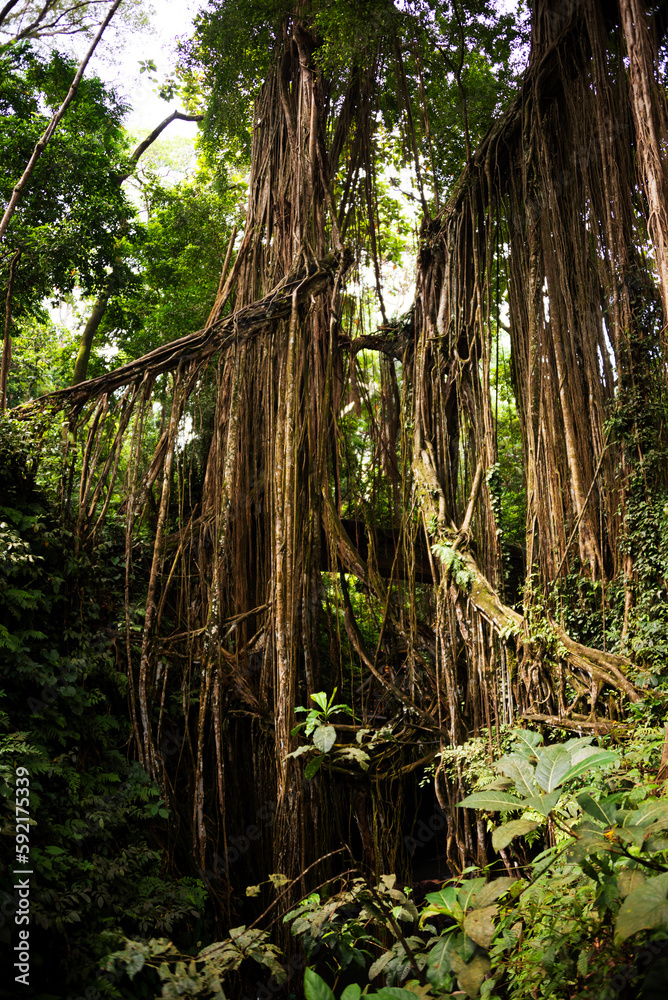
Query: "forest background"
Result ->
[[2, 1, 668, 999]]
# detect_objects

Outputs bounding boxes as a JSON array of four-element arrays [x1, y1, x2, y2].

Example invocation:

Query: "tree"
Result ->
[[0, 40, 135, 407], [8, 0, 668, 918], [0, 0, 146, 43], [69, 108, 207, 386], [0, 0, 123, 245]]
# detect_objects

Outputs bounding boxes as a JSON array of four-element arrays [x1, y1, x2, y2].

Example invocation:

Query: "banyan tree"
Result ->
[[15, 0, 668, 896]]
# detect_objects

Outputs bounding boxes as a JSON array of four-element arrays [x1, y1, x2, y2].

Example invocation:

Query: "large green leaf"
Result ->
[[492, 818, 540, 850], [425, 886, 458, 909], [615, 873, 668, 943], [310, 692, 329, 712], [474, 878, 517, 908], [463, 905, 498, 948], [313, 725, 336, 752], [511, 730, 543, 757], [577, 793, 617, 826], [456, 878, 487, 912], [341, 986, 362, 1000], [617, 869, 645, 898], [535, 745, 572, 791], [497, 754, 536, 796], [421, 886, 461, 924], [624, 799, 668, 829], [304, 967, 336, 1000], [458, 790, 523, 812], [522, 789, 561, 817], [426, 935, 457, 988], [559, 749, 618, 785], [562, 736, 594, 753], [450, 952, 491, 997]]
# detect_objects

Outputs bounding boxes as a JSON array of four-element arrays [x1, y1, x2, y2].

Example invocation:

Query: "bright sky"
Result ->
[[93, 0, 202, 140]]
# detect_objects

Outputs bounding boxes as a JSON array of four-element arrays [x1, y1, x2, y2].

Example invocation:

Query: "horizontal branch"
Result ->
[[520, 713, 630, 735], [16, 250, 350, 414], [338, 330, 409, 360]]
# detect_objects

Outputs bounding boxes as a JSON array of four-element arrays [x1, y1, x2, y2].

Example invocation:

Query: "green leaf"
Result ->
[[313, 725, 336, 753], [326, 687, 339, 710], [341, 986, 362, 1000], [568, 822, 616, 862], [463, 904, 498, 948], [304, 755, 325, 780], [458, 789, 523, 812], [456, 878, 487, 913], [577, 793, 616, 826], [559, 749, 618, 785], [392, 902, 419, 922], [492, 818, 540, 850], [368, 950, 394, 980], [615, 872, 668, 943], [305, 711, 321, 737], [304, 968, 336, 1000], [310, 692, 329, 713], [421, 886, 461, 923], [498, 754, 536, 797], [534, 745, 572, 791], [337, 746, 370, 769], [511, 730, 543, 756], [577, 949, 588, 976], [562, 736, 594, 753], [522, 789, 561, 817], [450, 951, 491, 997], [426, 935, 457, 988], [625, 799, 668, 828], [474, 878, 517, 908], [425, 886, 458, 910], [372, 990, 424, 999], [617, 869, 645, 898]]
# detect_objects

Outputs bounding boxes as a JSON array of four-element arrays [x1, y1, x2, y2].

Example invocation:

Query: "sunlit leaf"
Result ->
[[313, 725, 336, 752], [463, 904, 498, 948], [535, 745, 572, 792], [492, 818, 540, 851], [458, 790, 523, 812]]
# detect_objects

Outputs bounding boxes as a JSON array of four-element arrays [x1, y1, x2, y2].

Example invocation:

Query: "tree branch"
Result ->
[[18, 250, 351, 412], [0, 0, 123, 243], [119, 110, 204, 182], [0, 0, 22, 28]]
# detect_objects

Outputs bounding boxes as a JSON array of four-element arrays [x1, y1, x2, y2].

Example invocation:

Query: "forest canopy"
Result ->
[[2, 0, 668, 998]]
